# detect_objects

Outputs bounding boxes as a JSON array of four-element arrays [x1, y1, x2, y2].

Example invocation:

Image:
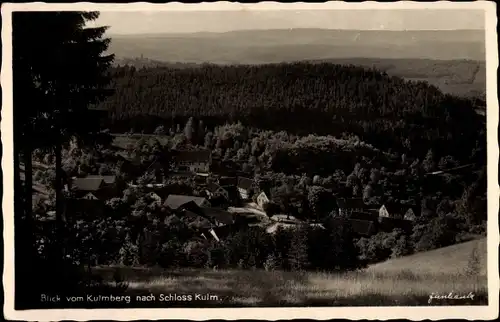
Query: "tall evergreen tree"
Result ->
[[13, 11, 114, 306]]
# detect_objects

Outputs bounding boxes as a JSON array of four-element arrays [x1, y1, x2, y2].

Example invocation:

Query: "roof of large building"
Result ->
[[206, 182, 223, 193], [163, 194, 208, 210], [71, 177, 105, 191], [217, 176, 237, 186], [201, 207, 234, 225], [86, 175, 116, 185]]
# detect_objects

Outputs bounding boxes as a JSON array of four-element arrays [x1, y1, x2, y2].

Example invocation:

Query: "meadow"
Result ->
[[90, 239, 487, 307]]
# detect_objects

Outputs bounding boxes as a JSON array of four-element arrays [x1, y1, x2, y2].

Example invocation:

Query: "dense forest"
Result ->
[[98, 63, 486, 164]]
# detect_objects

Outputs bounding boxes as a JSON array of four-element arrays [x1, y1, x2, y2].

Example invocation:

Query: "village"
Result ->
[[25, 134, 418, 244]]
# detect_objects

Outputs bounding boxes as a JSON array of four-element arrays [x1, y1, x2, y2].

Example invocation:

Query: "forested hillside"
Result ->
[[98, 62, 486, 164]]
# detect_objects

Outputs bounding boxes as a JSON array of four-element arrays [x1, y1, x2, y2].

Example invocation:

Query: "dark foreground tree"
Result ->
[[13, 11, 114, 308]]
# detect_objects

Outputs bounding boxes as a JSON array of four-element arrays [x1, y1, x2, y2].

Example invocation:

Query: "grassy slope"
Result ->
[[368, 237, 487, 276], [86, 239, 488, 307]]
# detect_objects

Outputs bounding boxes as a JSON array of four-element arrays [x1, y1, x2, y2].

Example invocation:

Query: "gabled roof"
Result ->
[[404, 208, 417, 221], [174, 149, 211, 163], [201, 207, 234, 225], [237, 177, 254, 190], [86, 175, 116, 185], [164, 194, 208, 210], [206, 182, 224, 193], [71, 177, 104, 191], [218, 176, 237, 186], [350, 211, 378, 221], [381, 203, 404, 218], [337, 198, 365, 209]]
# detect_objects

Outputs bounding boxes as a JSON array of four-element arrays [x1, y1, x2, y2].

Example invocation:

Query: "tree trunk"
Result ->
[[23, 144, 33, 245], [55, 141, 64, 261], [14, 145, 27, 308]]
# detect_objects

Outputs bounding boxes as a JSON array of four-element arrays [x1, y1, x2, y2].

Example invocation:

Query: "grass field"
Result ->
[[88, 239, 487, 307]]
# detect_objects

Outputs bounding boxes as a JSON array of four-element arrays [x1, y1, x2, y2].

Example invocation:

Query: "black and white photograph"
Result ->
[[2, 1, 498, 320]]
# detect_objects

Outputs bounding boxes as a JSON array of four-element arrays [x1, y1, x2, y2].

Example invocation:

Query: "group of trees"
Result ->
[[99, 63, 485, 164]]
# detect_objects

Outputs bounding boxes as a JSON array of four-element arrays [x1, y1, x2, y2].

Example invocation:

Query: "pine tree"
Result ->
[[13, 10, 114, 306]]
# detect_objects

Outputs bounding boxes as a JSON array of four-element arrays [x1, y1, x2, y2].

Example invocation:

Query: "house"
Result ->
[[237, 177, 255, 200], [378, 203, 404, 219], [86, 175, 116, 185], [217, 176, 237, 186], [205, 183, 230, 200], [350, 211, 378, 221], [173, 149, 212, 173], [201, 207, 234, 227], [404, 208, 417, 221], [70, 177, 106, 199], [70, 175, 118, 200], [337, 198, 365, 216], [163, 195, 211, 211], [256, 191, 270, 209]]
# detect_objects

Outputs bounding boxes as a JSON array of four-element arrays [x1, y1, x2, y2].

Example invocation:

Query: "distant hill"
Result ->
[[367, 237, 487, 276], [108, 29, 485, 64], [112, 56, 485, 98], [108, 29, 485, 97]]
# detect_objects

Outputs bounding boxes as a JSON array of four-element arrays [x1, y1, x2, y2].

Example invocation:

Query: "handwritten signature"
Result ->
[[428, 292, 475, 304]]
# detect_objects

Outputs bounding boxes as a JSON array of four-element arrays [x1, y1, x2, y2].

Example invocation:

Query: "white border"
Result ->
[[2, 1, 499, 321]]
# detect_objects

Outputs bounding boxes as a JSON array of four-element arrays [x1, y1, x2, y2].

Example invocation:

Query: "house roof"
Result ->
[[184, 212, 212, 229], [71, 177, 104, 191], [381, 203, 404, 218], [86, 175, 116, 185], [350, 211, 378, 221], [201, 207, 234, 225], [404, 208, 417, 221], [218, 176, 237, 186], [237, 177, 254, 190], [337, 198, 365, 209], [164, 195, 208, 210], [174, 149, 211, 163], [206, 182, 223, 193]]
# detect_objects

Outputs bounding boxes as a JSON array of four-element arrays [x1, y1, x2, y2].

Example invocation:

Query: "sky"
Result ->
[[91, 9, 486, 35]]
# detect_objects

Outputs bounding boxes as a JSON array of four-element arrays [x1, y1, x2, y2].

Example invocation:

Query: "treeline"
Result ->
[[98, 62, 486, 163]]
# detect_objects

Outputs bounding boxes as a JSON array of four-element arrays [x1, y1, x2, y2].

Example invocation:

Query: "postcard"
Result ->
[[2, 1, 498, 320]]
